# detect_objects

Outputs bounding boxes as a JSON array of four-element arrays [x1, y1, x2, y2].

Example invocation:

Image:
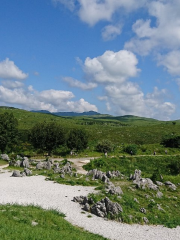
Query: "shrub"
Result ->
[[67, 128, 88, 151], [124, 144, 137, 155], [96, 140, 115, 153], [161, 134, 180, 148]]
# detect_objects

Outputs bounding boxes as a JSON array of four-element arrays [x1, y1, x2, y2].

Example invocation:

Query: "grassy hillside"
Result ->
[[1, 106, 180, 147]]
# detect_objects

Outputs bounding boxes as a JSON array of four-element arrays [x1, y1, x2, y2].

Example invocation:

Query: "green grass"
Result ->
[[83, 156, 180, 227], [0, 204, 107, 240], [0, 159, 8, 166]]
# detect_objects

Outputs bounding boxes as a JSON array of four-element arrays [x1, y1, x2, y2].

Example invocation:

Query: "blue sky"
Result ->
[[0, 0, 180, 120]]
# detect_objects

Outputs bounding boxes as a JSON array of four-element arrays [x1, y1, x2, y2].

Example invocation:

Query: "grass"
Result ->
[[83, 156, 180, 227], [0, 159, 8, 166], [0, 204, 107, 240]]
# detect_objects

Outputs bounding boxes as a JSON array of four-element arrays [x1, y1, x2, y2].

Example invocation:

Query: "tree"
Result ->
[[29, 122, 66, 155], [124, 144, 137, 155], [161, 134, 180, 148], [0, 112, 18, 153], [67, 128, 88, 151], [96, 140, 115, 153]]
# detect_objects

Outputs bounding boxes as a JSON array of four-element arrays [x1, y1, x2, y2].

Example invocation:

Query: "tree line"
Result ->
[[0, 112, 88, 155]]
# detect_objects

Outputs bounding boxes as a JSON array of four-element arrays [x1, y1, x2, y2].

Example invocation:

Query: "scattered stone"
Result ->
[[131, 170, 158, 191], [143, 217, 149, 224], [11, 170, 22, 177], [36, 162, 44, 170], [31, 221, 38, 226], [0, 154, 10, 161], [164, 181, 177, 191], [134, 198, 139, 203], [156, 191, 163, 198], [140, 208, 146, 214], [83, 203, 90, 211], [21, 157, 29, 168], [24, 168, 32, 176], [157, 204, 165, 211], [156, 181, 164, 186]]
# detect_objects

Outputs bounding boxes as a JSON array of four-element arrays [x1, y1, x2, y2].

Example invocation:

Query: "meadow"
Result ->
[[1, 106, 180, 231]]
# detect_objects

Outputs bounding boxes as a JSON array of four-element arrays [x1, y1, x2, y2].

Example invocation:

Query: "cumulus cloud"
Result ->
[[0, 84, 97, 113], [103, 84, 175, 120], [77, 0, 145, 26], [67, 98, 98, 112], [157, 51, 180, 76], [102, 24, 122, 41], [84, 50, 140, 84], [125, 0, 180, 55], [0, 58, 28, 80], [1, 80, 24, 89], [63, 77, 97, 90]]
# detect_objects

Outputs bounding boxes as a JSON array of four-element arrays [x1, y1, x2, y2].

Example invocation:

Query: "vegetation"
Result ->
[[161, 134, 180, 148], [1, 106, 180, 229], [67, 128, 88, 151], [84, 156, 180, 228], [0, 205, 106, 240], [0, 112, 18, 153], [29, 122, 66, 155], [124, 144, 137, 155], [96, 140, 115, 153]]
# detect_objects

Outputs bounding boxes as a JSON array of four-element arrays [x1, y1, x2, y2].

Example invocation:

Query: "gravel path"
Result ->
[[0, 171, 180, 240]]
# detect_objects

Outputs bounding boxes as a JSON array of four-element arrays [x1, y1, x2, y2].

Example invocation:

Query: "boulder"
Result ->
[[0, 154, 10, 161], [14, 160, 22, 167], [156, 191, 163, 198], [36, 162, 44, 170], [143, 217, 149, 224], [24, 168, 32, 176], [107, 184, 123, 195], [130, 169, 141, 181], [140, 207, 146, 214], [104, 197, 123, 215], [11, 170, 22, 177], [156, 181, 164, 186], [83, 203, 90, 212], [46, 161, 52, 170], [21, 157, 29, 168], [164, 181, 177, 191]]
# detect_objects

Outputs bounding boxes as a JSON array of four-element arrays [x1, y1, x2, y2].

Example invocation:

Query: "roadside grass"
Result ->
[[0, 159, 8, 166], [0, 204, 107, 240], [33, 168, 102, 187]]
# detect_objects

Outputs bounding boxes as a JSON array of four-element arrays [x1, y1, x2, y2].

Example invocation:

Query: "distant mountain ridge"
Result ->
[[31, 110, 101, 117]]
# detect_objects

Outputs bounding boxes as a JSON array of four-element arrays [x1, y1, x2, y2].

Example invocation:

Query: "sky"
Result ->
[[0, 0, 180, 120]]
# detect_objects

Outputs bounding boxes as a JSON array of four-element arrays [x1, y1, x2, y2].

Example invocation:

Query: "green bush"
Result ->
[[161, 134, 180, 148], [124, 144, 137, 155], [96, 140, 115, 153]]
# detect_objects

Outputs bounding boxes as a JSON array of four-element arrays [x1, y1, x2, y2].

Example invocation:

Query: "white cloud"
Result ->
[[67, 98, 98, 112], [77, 0, 145, 26], [103, 84, 175, 120], [157, 51, 180, 76], [0, 85, 97, 113], [63, 77, 97, 90], [84, 50, 140, 84], [52, 0, 75, 11], [125, 0, 180, 55], [102, 24, 122, 41], [53, 0, 146, 26], [1, 80, 24, 89], [0, 58, 28, 80]]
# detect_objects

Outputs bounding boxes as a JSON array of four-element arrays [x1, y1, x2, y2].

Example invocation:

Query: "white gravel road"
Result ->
[[0, 170, 180, 240]]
